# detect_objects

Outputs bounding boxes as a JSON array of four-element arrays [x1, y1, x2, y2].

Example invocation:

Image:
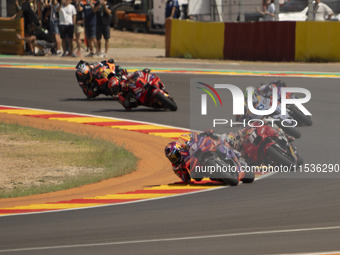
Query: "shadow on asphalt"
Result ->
[[93, 108, 171, 113], [60, 98, 115, 102]]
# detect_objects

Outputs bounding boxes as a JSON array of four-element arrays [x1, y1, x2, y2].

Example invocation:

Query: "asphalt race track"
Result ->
[[0, 63, 340, 255]]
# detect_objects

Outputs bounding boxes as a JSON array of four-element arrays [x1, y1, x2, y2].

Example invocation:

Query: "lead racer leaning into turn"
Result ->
[[164, 129, 248, 183]]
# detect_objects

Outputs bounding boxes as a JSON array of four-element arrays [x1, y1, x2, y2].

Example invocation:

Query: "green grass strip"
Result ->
[[0, 122, 138, 198]]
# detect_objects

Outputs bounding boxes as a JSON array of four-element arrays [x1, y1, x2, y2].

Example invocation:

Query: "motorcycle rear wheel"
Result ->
[[277, 123, 301, 139], [155, 92, 178, 111]]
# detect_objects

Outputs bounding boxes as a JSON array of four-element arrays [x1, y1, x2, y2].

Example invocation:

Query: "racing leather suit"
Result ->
[[76, 59, 126, 98], [117, 69, 165, 110], [171, 130, 220, 183]]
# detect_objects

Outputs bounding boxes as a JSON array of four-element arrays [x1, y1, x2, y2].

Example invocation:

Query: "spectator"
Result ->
[[96, 0, 111, 57], [180, 0, 189, 19], [41, 4, 51, 30], [81, 0, 100, 57], [73, 0, 85, 57], [30, 0, 38, 13], [45, 0, 62, 55], [256, 0, 275, 21], [15, 0, 22, 12], [17, 22, 55, 56], [14, 0, 40, 54], [308, 0, 334, 21], [16, 0, 40, 35], [57, 0, 77, 57], [165, 0, 180, 19]]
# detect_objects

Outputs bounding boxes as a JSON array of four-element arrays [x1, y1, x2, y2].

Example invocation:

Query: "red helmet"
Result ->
[[108, 76, 121, 94], [165, 141, 182, 164], [76, 63, 92, 83]]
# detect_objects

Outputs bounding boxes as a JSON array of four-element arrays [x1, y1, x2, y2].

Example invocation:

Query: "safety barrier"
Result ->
[[295, 21, 340, 62], [0, 17, 25, 55], [167, 19, 224, 59], [166, 19, 340, 62]]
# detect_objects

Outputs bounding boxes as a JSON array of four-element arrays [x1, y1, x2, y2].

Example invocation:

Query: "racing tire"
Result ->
[[206, 159, 239, 186], [288, 105, 313, 127], [276, 123, 301, 139], [241, 171, 255, 183], [155, 92, 178, 111], [266, 145, 296, 167], [194, 178, 202, 182], [282, 126, 301, 139]]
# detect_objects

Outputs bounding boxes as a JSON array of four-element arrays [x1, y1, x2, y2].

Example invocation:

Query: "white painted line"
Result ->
[[276, 251, 340, 255], [1, 225, 340, 253]]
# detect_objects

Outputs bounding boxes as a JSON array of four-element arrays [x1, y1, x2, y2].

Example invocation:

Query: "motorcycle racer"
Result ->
[[238, 80, 287, 120], [164, 141, 191, 183], [75, 59, 127, 99], [110, 68, 168, 111], [222, 118, 295, 165], [165, 130, 237, 183], [255, 80, 286, 98]]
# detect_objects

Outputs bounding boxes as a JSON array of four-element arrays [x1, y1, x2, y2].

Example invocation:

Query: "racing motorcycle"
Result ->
[[178, 132, 255, 186], [260, 82, 313, 127], [240, 93, 302, 139], [278, 91, 313, 127], [76, 59, 125, 100], [120, 69, 177, 111], [240, 123, 302, 168]]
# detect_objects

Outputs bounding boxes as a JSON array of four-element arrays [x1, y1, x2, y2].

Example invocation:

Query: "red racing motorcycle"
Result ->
[[119, 69, 177, 111], [241, 124, 302, 167]]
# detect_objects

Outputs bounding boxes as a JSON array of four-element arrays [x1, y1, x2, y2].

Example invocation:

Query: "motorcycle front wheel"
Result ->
[[155, 92, 178, 111], [266, 145, 296, 167], [206, 159, 239, 186], [288, 105, 313, 127]]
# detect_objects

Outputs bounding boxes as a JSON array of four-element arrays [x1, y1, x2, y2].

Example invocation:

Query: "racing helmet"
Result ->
[[225, 132, 241, 151], [108, 77, 121, 95], [264, 83, 277, 97], [76, 62, 92, 83], [244, 86, 257, 104], [164, 141, 182, 165], [226, 132, 237, 148]]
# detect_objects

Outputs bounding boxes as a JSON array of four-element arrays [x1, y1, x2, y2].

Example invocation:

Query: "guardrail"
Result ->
[[0, 17, 25, 55]]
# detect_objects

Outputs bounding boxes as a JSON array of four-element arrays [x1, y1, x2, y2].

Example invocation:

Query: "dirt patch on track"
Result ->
[[0, 113, 178, 208]]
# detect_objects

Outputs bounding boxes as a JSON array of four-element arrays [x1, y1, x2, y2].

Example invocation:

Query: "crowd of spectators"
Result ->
[[14, 0, 112, 57]]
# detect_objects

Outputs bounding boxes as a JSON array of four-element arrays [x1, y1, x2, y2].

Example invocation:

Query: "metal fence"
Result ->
[[188, 0, 340, 22]]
